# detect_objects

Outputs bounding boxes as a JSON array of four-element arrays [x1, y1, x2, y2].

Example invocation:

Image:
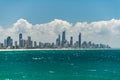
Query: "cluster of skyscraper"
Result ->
[[56, 31, 110, 48], [2, 34, 33, 49], [0, 31, 110, 49], [56, 31, 82, 48]]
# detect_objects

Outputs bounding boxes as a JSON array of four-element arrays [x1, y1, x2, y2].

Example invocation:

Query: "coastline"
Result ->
[[0, 48, 116, 51]]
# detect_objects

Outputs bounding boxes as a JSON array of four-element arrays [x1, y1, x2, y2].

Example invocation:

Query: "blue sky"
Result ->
[[0, 0, 120, 28]]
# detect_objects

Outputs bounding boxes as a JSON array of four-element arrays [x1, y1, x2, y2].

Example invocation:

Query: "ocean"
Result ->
[[0, 49, 120, 80]]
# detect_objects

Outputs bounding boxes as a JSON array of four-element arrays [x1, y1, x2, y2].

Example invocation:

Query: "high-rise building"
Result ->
[[4, 39, 7, 48], [78, 33, 81, 48], [19, 33, 24, 48], [14, 41, 18, 48], [70, 36, 73, 47], [56, 38, 59, 47], [24, 40, 27, 48], [58, 34, 61, 47], [34, 41, 37, 48], [82, 41, 87, 48], [6, 36, 13, 48], [27, 36, 32, 48], [0, 43, 3, 48], [62, 31, 66, 47], [39, 42, 44, 48], [51, 42, 55, 48], [56, 34, 61, 47]]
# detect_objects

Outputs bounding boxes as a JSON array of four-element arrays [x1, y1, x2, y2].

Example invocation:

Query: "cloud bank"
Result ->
[[0, 18, 120, 48]]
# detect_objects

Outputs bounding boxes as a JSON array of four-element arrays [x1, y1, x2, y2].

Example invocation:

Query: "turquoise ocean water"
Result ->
[[0, 50, 120, 80]]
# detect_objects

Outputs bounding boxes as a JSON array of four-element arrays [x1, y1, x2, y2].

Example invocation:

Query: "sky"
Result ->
[[0, 0, 120, 48], [0, 0, 120, 27]]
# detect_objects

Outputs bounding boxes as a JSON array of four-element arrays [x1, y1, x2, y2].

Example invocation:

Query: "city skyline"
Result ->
[[0, 31, 110, 49]]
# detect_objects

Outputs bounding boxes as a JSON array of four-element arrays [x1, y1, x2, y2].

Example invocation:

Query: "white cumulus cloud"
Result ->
[[0, 18, 120, 48]]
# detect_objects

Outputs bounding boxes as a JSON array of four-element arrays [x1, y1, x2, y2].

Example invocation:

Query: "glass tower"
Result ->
[[78, 33, 81, 48]]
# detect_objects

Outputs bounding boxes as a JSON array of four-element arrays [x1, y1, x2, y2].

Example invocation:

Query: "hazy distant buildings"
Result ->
[[74, 41, 79, 48], [14, 41, 18, 48], [56, 34, 61, 48], [27, 36, 33, 48], [58, 34, 61, 47], [34, 41, 37, 48], [4, 36, 13, 48], [62, 31, 66, 47], [0, 31, 111, 49], [4, 39, 7, 48], [19, 33, 24, 48], [54, 31, 110, 49], [78, 33, 81, 48], [0, 43, 3, 48], [82, 41, 87, 48], [39, 42, 44, 48], [70, 36, 73, 47], [19, 33, 22, 47]]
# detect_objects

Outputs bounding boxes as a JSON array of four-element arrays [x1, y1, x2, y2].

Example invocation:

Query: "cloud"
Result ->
[[0, 18, 120, 48]]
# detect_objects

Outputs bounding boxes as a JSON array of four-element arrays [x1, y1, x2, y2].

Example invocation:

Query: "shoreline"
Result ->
[[0, 48, 117, 51]]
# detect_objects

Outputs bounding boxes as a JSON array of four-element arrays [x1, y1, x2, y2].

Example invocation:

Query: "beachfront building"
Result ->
[[70, 36, 73, 47], [78, 33, 81, 48], [4, 36, 13, 48], [56, 34, 61, 48], [61, 31, 66, 47], [27, 36, 33, 48], [19, 33, 24, 48]]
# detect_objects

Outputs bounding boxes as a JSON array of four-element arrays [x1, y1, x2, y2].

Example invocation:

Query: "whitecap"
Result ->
[[104, 69, 108, 72], [70, 63, 74, 66], [22, 76, 26, 79], [4, 78, 12, 80], [88, 69, 97, 72], [49, 70, 55, 74], [32, 57, 44, 60]]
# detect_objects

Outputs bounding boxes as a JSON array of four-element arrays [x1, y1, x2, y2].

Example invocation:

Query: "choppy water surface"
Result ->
[[0, 50, 120, 80]]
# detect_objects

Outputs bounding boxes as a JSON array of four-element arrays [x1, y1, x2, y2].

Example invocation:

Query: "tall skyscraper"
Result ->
[[58, 34, 61, 47], [4, 39, 7, 48], [56, 34, 61, 47], [56, 38, 59, 47], [19, 33, 22, 39], [34, 41, 37, 48], [62, 31, 66, 47], [70, 36, 73, 47], [15, 41, 18, 48], [19, 33, 23, 48], [6, 36, 13, 47], [78, 33, 81, 48], [15, 41, 17, 46], [39, 42, 44, 48], [27, 36, 32, 48]]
